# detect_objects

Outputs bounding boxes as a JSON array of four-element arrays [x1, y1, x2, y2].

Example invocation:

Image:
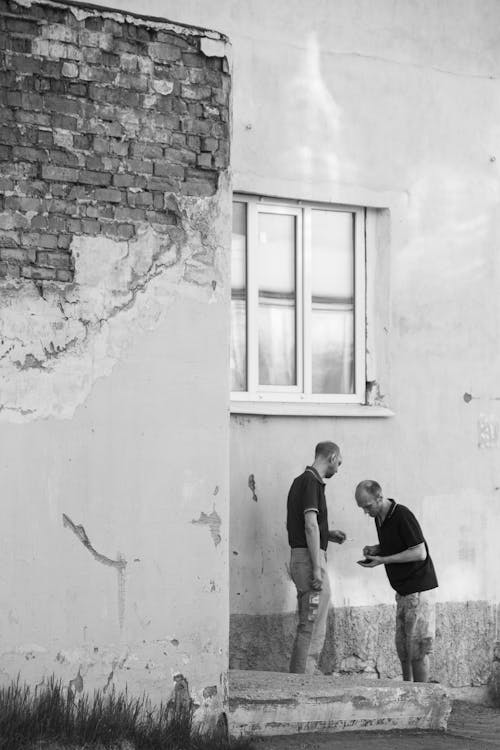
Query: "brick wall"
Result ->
[[0, 0, 230, 282]]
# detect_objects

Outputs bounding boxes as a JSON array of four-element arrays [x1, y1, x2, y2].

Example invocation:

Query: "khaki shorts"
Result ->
[[395, 589, 436, 661]]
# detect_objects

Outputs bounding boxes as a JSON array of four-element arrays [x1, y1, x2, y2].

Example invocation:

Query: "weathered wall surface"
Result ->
[[0, 0, 231, 724], [100, 0, 500, 688], [230, 602, 496, 687]]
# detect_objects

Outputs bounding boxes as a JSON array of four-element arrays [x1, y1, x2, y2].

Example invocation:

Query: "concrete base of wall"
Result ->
[[228, 670, 452, 737], [230, 600, 495, 687]]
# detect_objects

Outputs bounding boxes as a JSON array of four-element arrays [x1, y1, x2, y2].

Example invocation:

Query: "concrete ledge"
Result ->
[[228, 670, 452, 736]]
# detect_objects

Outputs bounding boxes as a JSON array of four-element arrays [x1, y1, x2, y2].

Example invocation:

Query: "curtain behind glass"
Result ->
[[311, 210, 354, 394], [257, 212, 296, 387], [230, 202, 247, 391]]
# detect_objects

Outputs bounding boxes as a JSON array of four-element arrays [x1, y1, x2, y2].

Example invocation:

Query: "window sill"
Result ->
[[230, 401, 394, 417]]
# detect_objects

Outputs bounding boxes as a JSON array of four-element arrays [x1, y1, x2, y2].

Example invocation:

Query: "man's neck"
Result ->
[[311, 461, 326, 479], [377, 497, 392, 524]]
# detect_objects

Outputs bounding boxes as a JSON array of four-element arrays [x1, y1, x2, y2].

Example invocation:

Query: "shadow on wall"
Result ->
[[281, 32, 348, 184]]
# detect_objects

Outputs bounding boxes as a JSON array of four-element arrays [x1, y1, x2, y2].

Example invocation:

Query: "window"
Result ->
[[231, 195, 366, 411]]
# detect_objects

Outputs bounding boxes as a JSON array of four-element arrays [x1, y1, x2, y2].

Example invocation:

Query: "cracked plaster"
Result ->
[[0, 183, 229, 423]]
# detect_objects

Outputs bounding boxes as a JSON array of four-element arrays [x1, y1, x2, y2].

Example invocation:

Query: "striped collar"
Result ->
[[305, 466, 325, 485], [376, 498, 397, 528]]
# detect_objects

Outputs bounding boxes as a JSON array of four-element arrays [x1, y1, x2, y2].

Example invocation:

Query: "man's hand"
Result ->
[[362, 555, 384, 567], [363, 544, 381, 557], [311, 566, 323, 590], [329, 529, 347, 544]]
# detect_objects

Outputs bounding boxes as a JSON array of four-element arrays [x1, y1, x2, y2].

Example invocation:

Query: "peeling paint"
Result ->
[[0, 181, 229, 423], [191, 506, 222, 547], [248, 474, 258, 502], [62, 513, 127, 629]]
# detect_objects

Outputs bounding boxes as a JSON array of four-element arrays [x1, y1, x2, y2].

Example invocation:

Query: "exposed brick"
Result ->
[[152, 192, 164, 210], [37, 250, 71, 269], [57, 234, 72, 249], [81, 219, 100, 235], [109, 139, 129, 157], [21, 265, 57, 281], [116, 72, 148, 91], [52, 114, 78, 130], [1, 3, 231, 283], [201, 136, 218, 152], [153, 162, 185, 179], [73, 134, 92, 150], [181, 176, 218, 197], [148, 42, 181, 62], [40, 23, 78, 44], [113, 173, 146, 188], [146, 176, 180, 192], [114, 206, 146, 222], [79, 29, 114, 50], [127, 190, 153, 207], [163, 147, 196, 165], [0, 231, 21, 247], [146, 210, 178, 226], [101, 222, 135, 240], [95, 188, 122, 203], [126, 158, 154, 174], [182, 52, 203, 67], [62, 61, 78, 78], [79, 170, 112, 186], [9, 54, 41, 74], [130, 142, 163, 159], [181, 84, 211, 101], [0, 144, 12, 160], [79, 64, 116, 83], [197, 152, 212, 168], [43, 94, 82, 116], [38, 129, 54, 147], [41, 165, 79, 182], [0, 248, 32, 264], [57, 269, 73, 282], [0, 261, 20, 278]]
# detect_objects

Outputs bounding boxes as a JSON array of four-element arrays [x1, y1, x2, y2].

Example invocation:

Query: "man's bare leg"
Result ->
[[412, 655, 430, 682], [400, 659, 413, 681]]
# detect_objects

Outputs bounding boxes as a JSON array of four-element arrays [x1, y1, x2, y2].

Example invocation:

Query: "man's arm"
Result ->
[[328, 529, 346, 544], [363, 542, 426, 567], [304, 510, 323, 589]]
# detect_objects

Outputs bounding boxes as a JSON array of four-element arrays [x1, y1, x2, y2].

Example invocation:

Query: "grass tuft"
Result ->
[[0, 676, 254, 750]]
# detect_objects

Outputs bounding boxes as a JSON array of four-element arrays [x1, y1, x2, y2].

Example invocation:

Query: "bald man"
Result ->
[[287, 441, 346, 674], [355, 480, 438, 682]]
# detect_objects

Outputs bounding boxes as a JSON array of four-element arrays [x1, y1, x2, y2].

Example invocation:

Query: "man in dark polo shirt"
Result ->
[[355, 480, 438, 682], [287, 441, 346, 674]]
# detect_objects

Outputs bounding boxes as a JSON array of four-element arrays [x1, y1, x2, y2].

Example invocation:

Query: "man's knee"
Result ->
[[411, 636, 434, 660]]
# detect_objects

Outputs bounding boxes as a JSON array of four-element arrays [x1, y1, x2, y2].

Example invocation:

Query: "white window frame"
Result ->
[[231, 194, 371, 414]]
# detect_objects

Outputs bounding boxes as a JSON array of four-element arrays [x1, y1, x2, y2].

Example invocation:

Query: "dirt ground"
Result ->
[[252, 701, 500, 750]]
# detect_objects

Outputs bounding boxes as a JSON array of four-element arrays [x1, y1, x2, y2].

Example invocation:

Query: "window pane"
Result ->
[[258, 212, 296, 386], [311, 210, 354, 394], [231, 202, 247, 391]]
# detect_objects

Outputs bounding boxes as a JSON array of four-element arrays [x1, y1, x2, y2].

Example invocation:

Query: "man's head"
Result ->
[[355, 480, 384, 517], [314, 441, 342, 479]]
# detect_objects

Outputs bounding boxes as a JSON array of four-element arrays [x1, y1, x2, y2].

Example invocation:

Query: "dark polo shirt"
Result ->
[[376, 499, 438, 596], [287, 466, 329, 551]]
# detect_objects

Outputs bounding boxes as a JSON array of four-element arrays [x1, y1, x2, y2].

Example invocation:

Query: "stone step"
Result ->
[[228, 670, 452, 737]]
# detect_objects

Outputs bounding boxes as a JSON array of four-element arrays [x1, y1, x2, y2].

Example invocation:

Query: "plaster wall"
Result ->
[[0, 0, 231, 723], [10, 0, 500, 688], [127, 0, 500, 685]]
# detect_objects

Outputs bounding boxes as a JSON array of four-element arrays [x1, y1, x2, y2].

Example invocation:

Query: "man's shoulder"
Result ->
[[288, 469, 319, 495], [393, 502, 416, 518]]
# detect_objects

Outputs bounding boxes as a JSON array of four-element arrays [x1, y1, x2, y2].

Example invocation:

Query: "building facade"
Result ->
[[1, 0, 499, 726]]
